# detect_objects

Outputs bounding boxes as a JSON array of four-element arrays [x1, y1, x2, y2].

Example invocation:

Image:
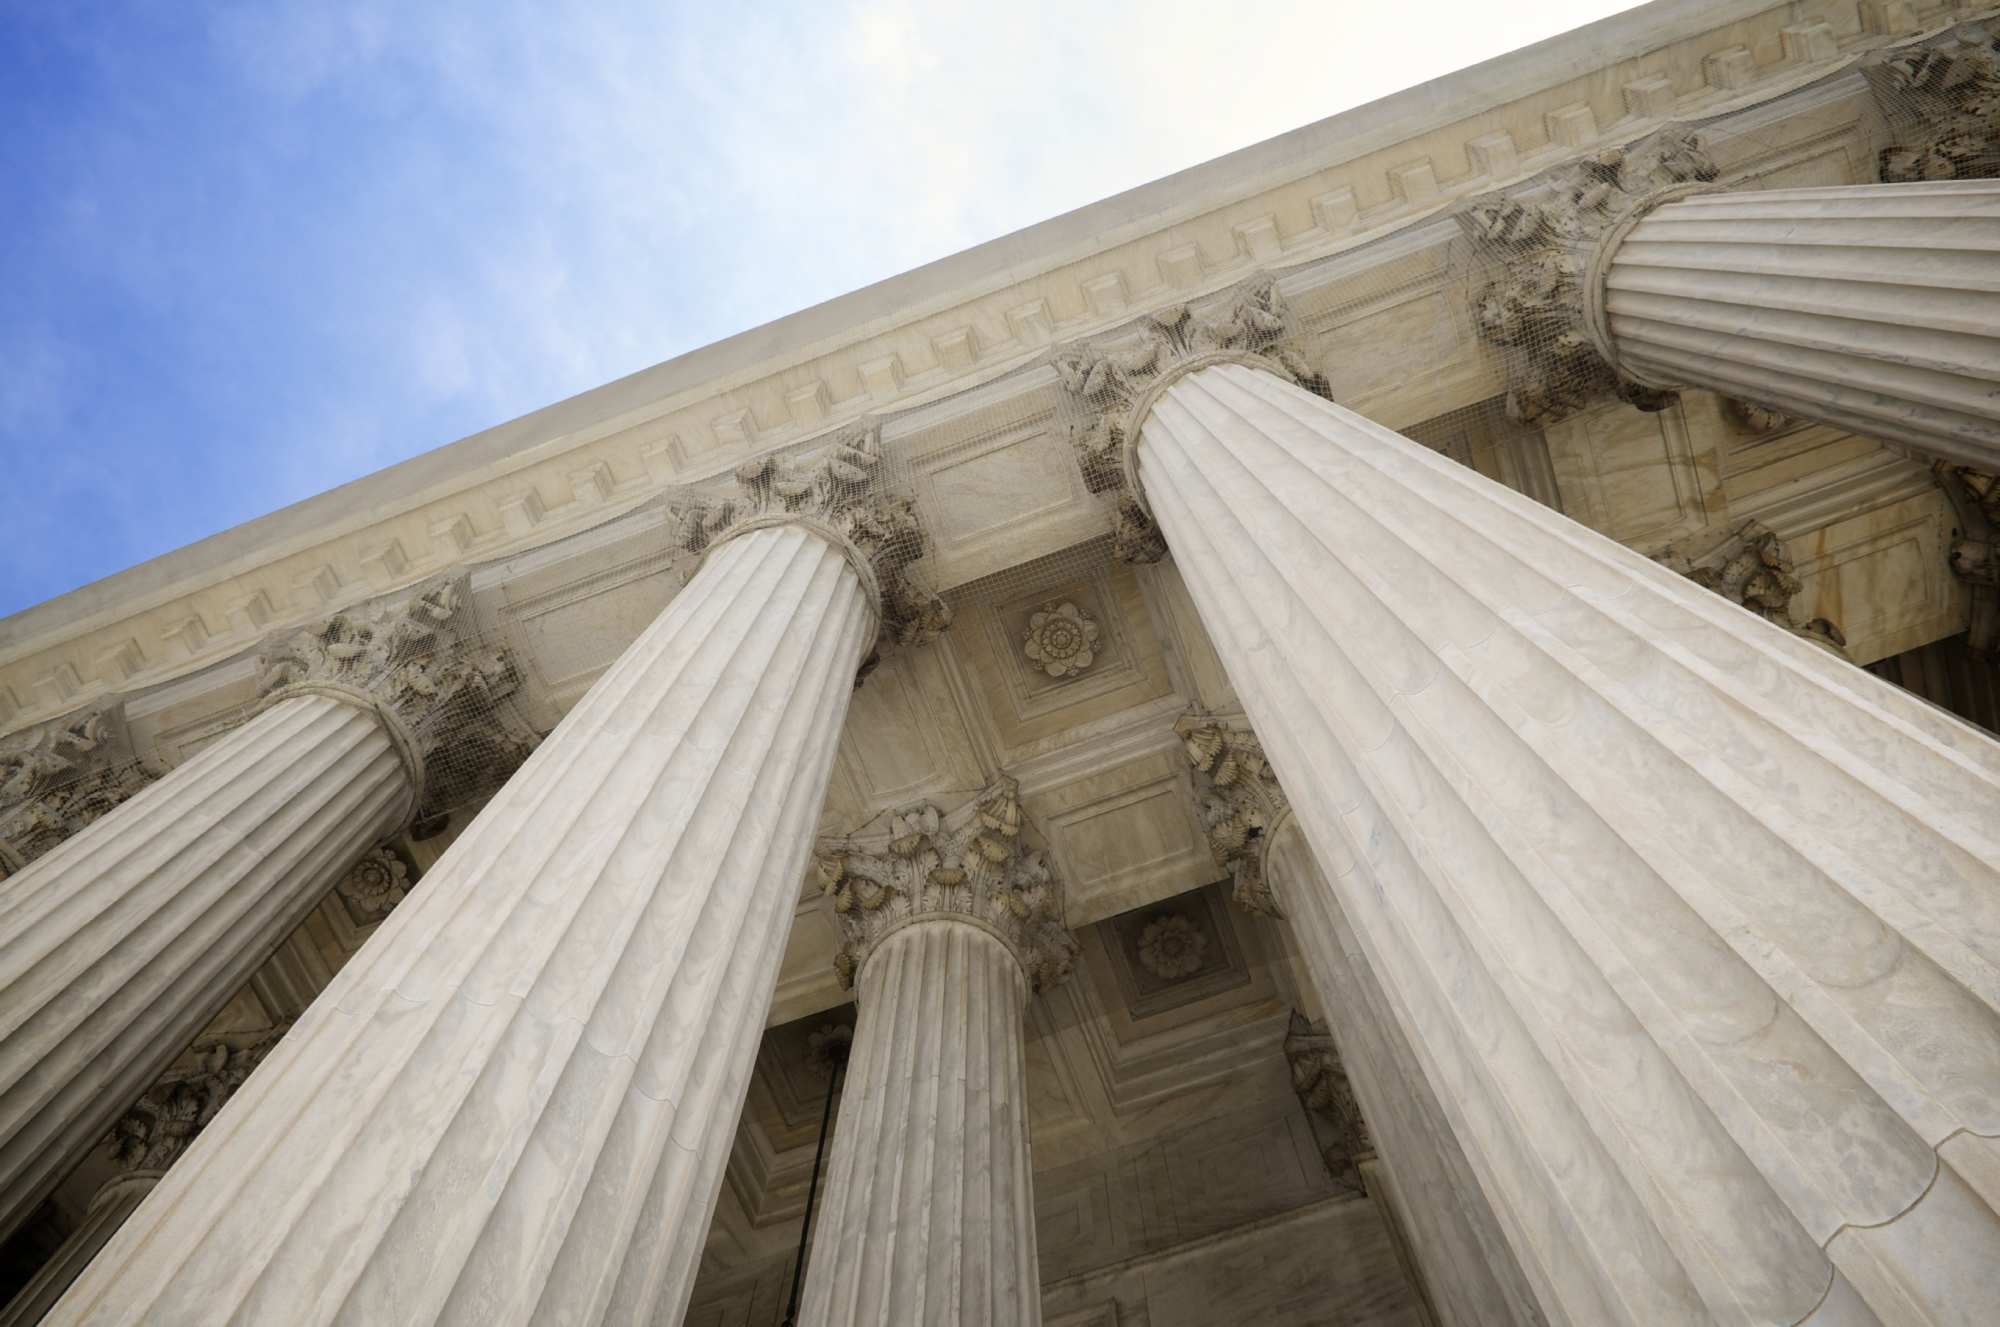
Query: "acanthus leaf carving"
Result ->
[[665, 421, 951, 657], [1866, 28, 2000, 183], [1052, 275, 1328, 564], [0, 704, 158, 877], [1284, 1010, 1371, 1198], [1653, 517, 1848, 655], [1460, 127, 1718, 427], [105, 1023, 292, 1173], [256, 573, 538, 823], [815, 779, 1077, 992], [1174, 711, 1288, 919]]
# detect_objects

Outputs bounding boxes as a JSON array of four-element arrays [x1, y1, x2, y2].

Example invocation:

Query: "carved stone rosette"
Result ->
[[104, 1023, 292, 1174], [1653, 518, 1847, 655], [1865, 27, 2000, 183], [1051, 274, 1328, 564], [815, 779, 1077, 991], [1284, 1011, 1371, 1198], [1938, 462, 2000, 654], [335, 845, 415, 924], [255, 573, 534, 824], [0, 705, 157, 877], [1458, 127, 1718, 426], [1174, 711, 1289, 919], [666, 421, 951, 657]]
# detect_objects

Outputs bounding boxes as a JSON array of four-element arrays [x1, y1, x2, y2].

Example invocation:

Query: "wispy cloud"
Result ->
[[0, 0, 1639, 616]]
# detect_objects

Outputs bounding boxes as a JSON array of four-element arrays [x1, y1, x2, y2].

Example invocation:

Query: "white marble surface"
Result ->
[[1595, 179, 2000, 470], [1137, 361, 2000, 1326], [798, 919, 1039, 1327], [1265, 821, 1543, 1327], [0, 692, 407, 1245], [47, 523, 875, 1326]]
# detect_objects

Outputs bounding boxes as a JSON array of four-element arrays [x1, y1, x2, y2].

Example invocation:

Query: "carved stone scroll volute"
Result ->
[[1051, 274, 1329, 565], [1174, 711, 1289, 919], [815, 779, 1077, 991], [1459, 127, 1719, 427]]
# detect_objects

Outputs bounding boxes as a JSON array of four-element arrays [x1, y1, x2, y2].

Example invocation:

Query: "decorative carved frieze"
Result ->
[[666, 422, 951, 654], [105, 1024, 292, 1173], [1051, 275, 1328, 564], [1284, 1011, 1371, 1198], [1460, 128, 1717, 426], [1866, 29, 2000, 182], [335, 845, 415, 925], [1022, 601, 1101, 679], [0, 705, 158, 877], [1173, 712, 1288, 919], [1937, 463, 2000, 654], [1653, 518, 1847, 653], [814, 779, 1077, 991], [256, 574, 536, 823]]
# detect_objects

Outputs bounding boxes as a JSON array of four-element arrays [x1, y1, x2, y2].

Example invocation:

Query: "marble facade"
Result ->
[[5, 3, 2000, 1324]]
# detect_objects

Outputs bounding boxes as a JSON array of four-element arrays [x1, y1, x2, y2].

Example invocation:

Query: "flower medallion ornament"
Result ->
[[1136, 912, 1208, 980], [1023, 601, 1101, 679], [337, 846, 411, 923]]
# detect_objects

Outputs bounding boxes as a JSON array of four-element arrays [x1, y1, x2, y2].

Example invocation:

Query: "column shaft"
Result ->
[[799, 920, 1037, 1327], [0, 1174, 157, 1327], [1592, 179, 2000, 467], [49, 523, 876, 1327], [0, 693, 408, 1242], [1265, 822, 1543, 1327], [1136, 361, 2000, 1325]]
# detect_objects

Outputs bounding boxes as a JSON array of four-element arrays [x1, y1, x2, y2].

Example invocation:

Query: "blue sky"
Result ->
[[0, 0, 1637, 617]]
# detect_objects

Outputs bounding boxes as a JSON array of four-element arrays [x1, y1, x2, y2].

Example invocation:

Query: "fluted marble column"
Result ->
[[0, 1173, 157, 1327], [799, 785, 1075, 1327], [1111, 355, 2000, 1325], [1267, 812, 1542, 1327], [1585, 179, 2000, 468], [0, 688, 411, 1245], [50, 430, 949, 1327]]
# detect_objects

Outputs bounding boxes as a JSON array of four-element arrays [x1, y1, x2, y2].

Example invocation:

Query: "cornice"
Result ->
[[1, 2, 1984, 738]]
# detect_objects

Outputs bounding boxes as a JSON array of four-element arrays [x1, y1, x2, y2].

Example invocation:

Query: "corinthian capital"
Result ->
[[1864, 26, 2000, 183], [1174, 712, 1289, 919], [256, 573, 534, 824], [666, 421, 951, 653], [1051, 274, 1328, 564], [1284, 1011, 1371, 1197], [1653, 518, 1847, 655], [814, 779, 1077, 991], [1459, 126, 1718, 427], [0, 704, 157, 876], [105, 1024, 292, 1173]]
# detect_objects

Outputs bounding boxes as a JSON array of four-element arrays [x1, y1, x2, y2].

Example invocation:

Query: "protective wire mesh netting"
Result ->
[[5, 13, 1992, 865], [1450, 14, 2000, 437]]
